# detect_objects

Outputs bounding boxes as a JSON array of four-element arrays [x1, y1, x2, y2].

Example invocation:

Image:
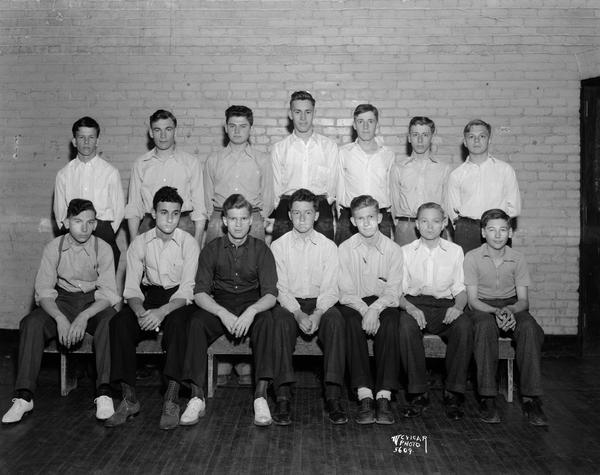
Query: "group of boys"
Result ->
[[2, 90, 546, 429]]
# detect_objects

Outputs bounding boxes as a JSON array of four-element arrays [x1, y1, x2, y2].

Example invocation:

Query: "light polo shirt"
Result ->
[[338, 232, 403, 316], [402, 238, 465, 299], [204, 143, 274, 219], [54, 155, 125, 232], [390, 154, 450, 218], [336, 139, 395, 209], [272, 131, 339, 205], [123, 228, 200, 304], [445, 155, 521, 223], [125, 147, 207, 222], [35, 234, 120, 306], [464, 244, 531, 300], [271, 228, 339, 313]]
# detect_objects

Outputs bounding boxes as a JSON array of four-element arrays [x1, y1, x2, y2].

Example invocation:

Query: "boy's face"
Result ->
[[353, 111, 378, 142], [150, 118, 176, 151], [408, 124, 433, 155], [65, 209, 97, 244], [416, 207, 446, 241], [223, 207, 252, 240], [72, 127, 98, 159], [152, 201, 181, 238], [225, 116, 252, 145], [289, 100, 314, 134], [351, 205, 382, 239], [482, 218, 512, 250], [289, 201, 318, 234], [464, 125, 490, 156]]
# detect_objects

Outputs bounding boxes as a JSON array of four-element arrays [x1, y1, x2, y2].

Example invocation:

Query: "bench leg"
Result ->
[[60, 354, 78, 397], [207, 353, 214, 399], [499, 358, 514, 403]]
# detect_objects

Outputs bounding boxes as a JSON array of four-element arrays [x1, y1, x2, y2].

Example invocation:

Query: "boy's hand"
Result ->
[[294, 310, 312, 334], [217, 310, 238, 335], [443, 306, 462, 325], [233, 307, 257, 338], [138, 308, 165, 331], [67, 313, 89, 347], [362, 308, 380, 336], [407, 304, 426, 330], [307, 312, 323, 335], [498, 307, 516, 332], [56, 315, 71, 347]]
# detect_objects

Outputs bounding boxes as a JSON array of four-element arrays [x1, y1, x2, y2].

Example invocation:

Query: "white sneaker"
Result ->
[[2, 398, 34, 424], [253, 397, 272, 426], [94, 395, 115, 420], [179, 397, 205, 426]]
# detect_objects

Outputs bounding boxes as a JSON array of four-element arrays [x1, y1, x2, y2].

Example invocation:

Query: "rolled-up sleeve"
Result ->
[[257, 245, 278, 298], [194, 245, 217, 296], [94, 240, 121, 306], [123, 236, 146, 302], [316, 243, 339, 312], [124, 159, 145, 220], [189, 155, 208, 222], [34, 241, 60, 305], [170, 236, 200, 304]]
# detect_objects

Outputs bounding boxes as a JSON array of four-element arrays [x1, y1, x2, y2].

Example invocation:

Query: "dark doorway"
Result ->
[[579, 77, 600, 356]]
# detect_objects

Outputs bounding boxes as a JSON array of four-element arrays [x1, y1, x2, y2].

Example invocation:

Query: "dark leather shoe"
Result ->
[[375, 398, 394, 425], [523, 397, 548, 427], [159, 401, 180, 430], [402, 394, 430, 418], [444, 392, 465, 420], [272, 399, 292, 426], [104, 399, 140, 428], [479, 397, 501, 424], [355, 397, 375, 425], [326, 399, 348, 425]]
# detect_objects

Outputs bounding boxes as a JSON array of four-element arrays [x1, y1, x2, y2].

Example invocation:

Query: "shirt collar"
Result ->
[[291, 130, 316, 144], [465, 154, 495, 165], [224, 143, 255, 160], [145, 145, 178, 161], [353, 232, 385, 255], [223, 234, 250, 249], [291, 228, 318, 245], [406, 153, 438, 164], [73, 155, 99, 167], [481, 243, 518, 261], [145, 227, 183, 247], [60, 233, 94, 254], [412, 237, 449, 252]]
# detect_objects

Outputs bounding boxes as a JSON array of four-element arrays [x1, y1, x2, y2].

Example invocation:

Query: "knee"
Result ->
[[516, 313, 544, 339], [452, 314, 473, 334], [321, 308, 345, 332], [398, 313, 421, 340], [19, 311, 45, 332]]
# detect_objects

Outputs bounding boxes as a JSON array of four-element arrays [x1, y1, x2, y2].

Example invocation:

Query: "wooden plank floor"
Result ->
[[1, 351, 599, 474]]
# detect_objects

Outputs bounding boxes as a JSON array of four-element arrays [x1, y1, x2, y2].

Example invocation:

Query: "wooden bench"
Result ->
[[207, 334, 516, 402], [46, 334, 515, 402]]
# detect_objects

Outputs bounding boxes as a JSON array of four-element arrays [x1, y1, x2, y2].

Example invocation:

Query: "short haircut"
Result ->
[[72, 117, 100, 138], [225, 105, 254, 126], [290, 90, 315, 108], [150, 109, 177, 128], [480, 208, 511, 228], [416, 202, 445, 220], [408, 116, 435, 134], [153, 186, 183, 210], [350, 195, 379, 214], [67, 198, 96, 218], [289, 188, 318, 211], [353, 104, 379, 121], [222, 193, 253, 216], [464, 119, 491, 135]]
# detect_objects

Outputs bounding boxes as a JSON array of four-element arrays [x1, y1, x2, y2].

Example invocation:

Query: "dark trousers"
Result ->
[[453, 217, 483, 255], [399, 295, 473, 394], [61, 220, 120, 270], [184, 290, 274, 387], [335, 207, 394, 245], [469, 298, 544, 397], [271, 299, 345, 391], [15, 288, 115, 392], [272, 195, 334, 241], [339, 296, 401, 392], [109, 286, 195, 387]]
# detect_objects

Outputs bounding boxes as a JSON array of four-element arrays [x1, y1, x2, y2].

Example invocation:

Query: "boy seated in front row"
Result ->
[[338, 195, 404, 425], [271, 189, 347, 425], [2, 199, 119, 424], [190, 194, 278, 427], [105, 186, 200, 430], [465, 209, 547, 426], [398, 202, 472, 420]]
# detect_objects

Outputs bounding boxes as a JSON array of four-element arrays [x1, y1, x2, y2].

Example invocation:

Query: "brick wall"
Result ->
[[1, 0, 597, 332]]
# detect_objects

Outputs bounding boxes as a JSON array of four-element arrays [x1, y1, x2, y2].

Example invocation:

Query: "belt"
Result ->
[[213, 206, 261, 213], [457, 216, 480, 223], [395, 216, 417, 222], [144, 210, 192, 218], [342, 206, 390, 213]]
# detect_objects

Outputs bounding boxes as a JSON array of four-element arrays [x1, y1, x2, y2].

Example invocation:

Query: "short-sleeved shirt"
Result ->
[[194, 235, 278, 297], [463, 244, 531, 300]]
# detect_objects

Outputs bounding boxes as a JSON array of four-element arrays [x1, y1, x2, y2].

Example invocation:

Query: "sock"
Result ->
[[254, 379, 268, 399], [16, 389, 33, 402], [190, 382, 204, 400], [277, 384, 291, 401], [164, 380, 180, 402], [325, 383, 341, 401], [375, 390, 391, 400], [97, 384, 112, 397], [121, 382, 137, 403], [357, 387, 373, 401]]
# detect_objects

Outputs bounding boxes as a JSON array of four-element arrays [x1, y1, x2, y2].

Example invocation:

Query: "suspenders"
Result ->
[[56, 234, 99, 273]]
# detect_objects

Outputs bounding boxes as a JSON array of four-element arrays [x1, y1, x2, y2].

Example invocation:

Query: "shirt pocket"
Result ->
[[313, 165, 331, 190], [167, 258, 185, 283], [436, 265, 455, 291]]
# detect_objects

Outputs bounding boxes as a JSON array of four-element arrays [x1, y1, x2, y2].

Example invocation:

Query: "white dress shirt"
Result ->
[[271, 131, 339, 205], [271, 229, 339, 313], [401, 238, 465, 299], [445, 155, 521, 223], [54, 155, 125, 231], [337, 140, 395, 209]]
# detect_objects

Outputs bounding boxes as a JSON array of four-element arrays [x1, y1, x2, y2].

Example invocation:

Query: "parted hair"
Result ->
[[222, 193, 253, 216], [226, 105, 253, 126], [480, 208, 511, 228], [289, 188, 318, 211], [72, 117, 100, 137], [290, 90, 315, 108], [153, 186, 183, 210], [150, 109, 177, 127], [66, 198, 96, 218], [350, 195, 379, 214]]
